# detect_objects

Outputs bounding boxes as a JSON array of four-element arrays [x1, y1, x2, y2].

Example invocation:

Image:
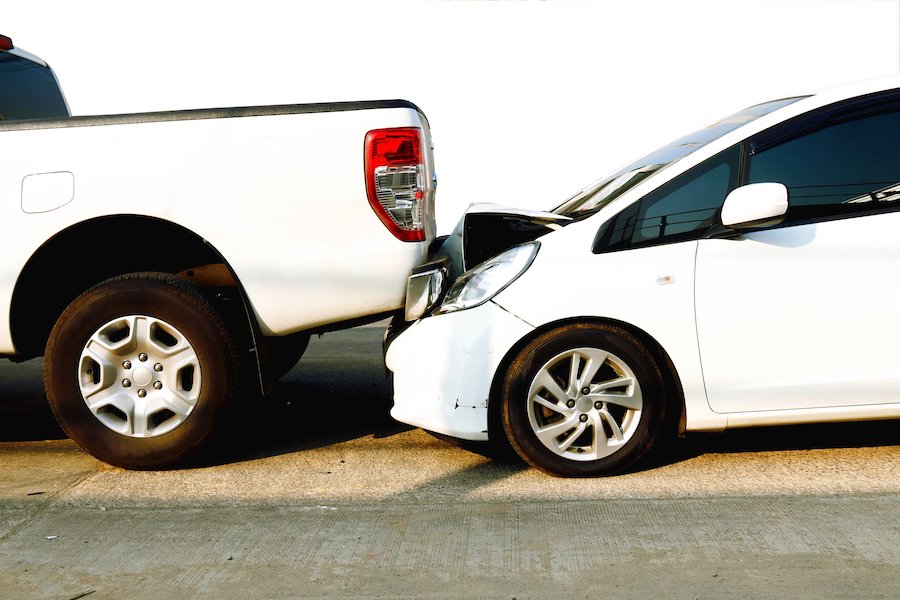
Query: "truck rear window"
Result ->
[[0, 52, 68, 121]]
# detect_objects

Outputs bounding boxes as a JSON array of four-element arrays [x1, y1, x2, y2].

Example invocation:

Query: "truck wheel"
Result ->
[[44, 272, 240, 469]]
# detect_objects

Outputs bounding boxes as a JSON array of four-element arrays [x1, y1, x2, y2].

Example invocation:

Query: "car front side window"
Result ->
[[748, 106, 900, 225], [593, 144, 740, 253]]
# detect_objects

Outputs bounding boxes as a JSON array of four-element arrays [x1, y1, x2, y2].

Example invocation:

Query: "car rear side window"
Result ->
[[593, 144, 740, 253], [0, 52, 68, 121], [748, 108, 900, 224]]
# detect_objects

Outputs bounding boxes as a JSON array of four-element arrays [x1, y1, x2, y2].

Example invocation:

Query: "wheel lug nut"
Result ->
[[138, 353, 148, 362], [594, 401, 603, 410], [122, 361, 132, 369], [122, 379, 132, 388], [154, 363, 163, 372], [579, 414, 589, 423], [566, 400, 576, 408], [581, 387, 590, 395], [153, 381, 163, 390], [137, 389, 147, 398]]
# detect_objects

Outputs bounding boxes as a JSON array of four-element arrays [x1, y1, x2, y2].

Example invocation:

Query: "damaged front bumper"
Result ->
[[385, 301, 533, 441], [385, 203, 565, 438]]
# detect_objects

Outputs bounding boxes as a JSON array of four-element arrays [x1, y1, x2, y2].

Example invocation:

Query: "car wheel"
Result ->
[[501, 322, 669, 477], [44, 272, 240, 469]]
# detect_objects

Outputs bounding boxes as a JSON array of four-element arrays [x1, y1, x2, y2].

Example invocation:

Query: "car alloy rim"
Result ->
[[77, 315, 202, 438], [526, 347, 642, 461]]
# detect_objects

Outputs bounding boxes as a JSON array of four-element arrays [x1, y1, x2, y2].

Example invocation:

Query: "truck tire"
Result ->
[[44, 272, 240, 469]]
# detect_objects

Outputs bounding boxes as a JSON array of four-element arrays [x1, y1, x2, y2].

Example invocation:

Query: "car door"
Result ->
[[695, 98, 900, 413]]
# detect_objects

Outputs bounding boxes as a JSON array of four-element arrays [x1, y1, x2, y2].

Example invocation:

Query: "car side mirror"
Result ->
[[721, 182, 788, 230]]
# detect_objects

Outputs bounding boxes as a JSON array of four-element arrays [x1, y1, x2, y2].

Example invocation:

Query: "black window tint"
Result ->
[[594, 144, 739, 253], [749, 110, 900, 223], [0, 52, 68, 121]]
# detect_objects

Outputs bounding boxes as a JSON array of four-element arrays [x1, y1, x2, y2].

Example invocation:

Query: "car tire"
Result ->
[[44, 272, 240, 469], [501, 322, 670, 477]]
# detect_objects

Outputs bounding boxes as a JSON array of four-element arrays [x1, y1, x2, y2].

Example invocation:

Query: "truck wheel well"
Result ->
[[10, 215, 244, 358], [487, 316, 687, 443]]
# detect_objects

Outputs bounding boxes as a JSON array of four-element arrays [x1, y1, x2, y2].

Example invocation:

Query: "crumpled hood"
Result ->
[[436, 203, 572, 279]]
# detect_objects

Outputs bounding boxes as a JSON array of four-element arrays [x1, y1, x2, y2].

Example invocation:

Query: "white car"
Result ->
[[386, 76, 900, 477]]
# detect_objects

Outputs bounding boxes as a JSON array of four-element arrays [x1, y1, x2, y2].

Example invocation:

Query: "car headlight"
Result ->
[[437, 242, 540, 314]]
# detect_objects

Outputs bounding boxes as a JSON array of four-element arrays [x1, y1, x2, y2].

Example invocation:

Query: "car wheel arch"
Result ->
[[487, 315, 687, 445]]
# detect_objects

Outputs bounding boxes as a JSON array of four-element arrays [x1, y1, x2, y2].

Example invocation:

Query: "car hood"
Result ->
[[436, 203, 572, 278]]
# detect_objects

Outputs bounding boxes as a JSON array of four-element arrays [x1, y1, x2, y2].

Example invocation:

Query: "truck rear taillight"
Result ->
[[365, 127, 427, 242], [0, 35, 13, 51]]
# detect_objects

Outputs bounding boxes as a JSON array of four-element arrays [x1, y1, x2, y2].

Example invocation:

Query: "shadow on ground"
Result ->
[[632, 418, 900, 474], [210, 328, 416, 465], [690, 419, 900, 453], [0, 358, 65, 442], [223, 359, 412, 462]]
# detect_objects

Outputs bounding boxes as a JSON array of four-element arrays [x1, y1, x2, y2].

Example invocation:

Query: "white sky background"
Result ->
[[6, 0, 899, 233]]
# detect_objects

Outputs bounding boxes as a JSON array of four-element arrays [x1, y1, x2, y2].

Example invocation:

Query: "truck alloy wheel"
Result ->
[[44, 272, 239, 469], [77, 314, 201, 438], [501, 323, 669, 477]]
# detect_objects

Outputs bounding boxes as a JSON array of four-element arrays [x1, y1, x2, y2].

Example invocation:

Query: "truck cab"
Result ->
[[0, 35, 69, 121]]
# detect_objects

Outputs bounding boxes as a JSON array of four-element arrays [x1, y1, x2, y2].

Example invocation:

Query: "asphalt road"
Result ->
[[1, 326, 898, 599]]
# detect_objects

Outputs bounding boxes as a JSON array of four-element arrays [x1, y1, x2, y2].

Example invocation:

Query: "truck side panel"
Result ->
[[0, 106, 433, 353]]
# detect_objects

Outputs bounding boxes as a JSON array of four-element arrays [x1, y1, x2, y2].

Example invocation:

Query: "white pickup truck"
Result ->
[[0, 36, 437, 468]]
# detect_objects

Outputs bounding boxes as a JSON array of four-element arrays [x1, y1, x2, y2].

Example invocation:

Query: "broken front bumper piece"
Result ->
[[404, 257, 449, 321], [385, 300, 533, 441]]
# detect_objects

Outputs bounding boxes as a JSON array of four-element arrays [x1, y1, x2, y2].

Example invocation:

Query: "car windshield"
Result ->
[[553, 96, 807, 218]]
